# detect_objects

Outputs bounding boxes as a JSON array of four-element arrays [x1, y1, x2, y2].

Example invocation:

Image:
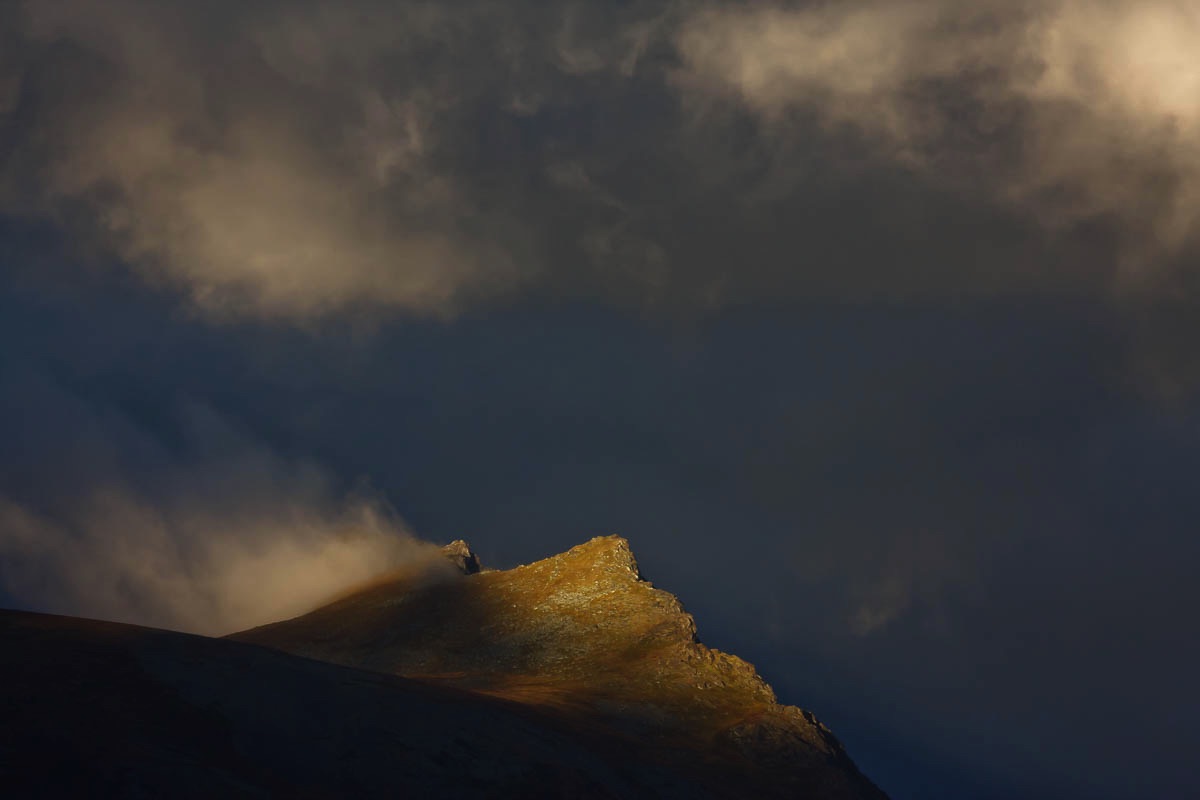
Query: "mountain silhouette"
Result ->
[[2, 536, 887, 798]]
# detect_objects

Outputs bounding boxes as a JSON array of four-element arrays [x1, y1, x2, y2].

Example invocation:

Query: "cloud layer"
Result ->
[[677, 0, 1200, 275], [2, 0, 1199, 323], [0, 393, 448, 635], [3, 1, 534, 319]]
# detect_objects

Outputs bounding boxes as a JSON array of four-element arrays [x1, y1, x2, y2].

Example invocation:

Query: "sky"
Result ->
[[1, 1, 1199, 797]]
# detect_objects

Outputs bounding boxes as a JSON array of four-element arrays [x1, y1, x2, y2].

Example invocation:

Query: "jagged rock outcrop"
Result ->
[[441, 539, 482, 574], [232, 535, 887, 799]]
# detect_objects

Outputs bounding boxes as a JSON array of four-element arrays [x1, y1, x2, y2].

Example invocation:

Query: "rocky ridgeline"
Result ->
[[232, 535, 885, 799]]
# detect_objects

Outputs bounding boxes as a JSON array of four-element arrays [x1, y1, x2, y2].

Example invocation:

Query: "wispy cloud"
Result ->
[[0, 398, 449, 634], [675, 0, 1200, 279]]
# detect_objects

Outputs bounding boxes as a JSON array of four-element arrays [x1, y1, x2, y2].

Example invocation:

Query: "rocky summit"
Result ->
[[231, 535, 887, 799]]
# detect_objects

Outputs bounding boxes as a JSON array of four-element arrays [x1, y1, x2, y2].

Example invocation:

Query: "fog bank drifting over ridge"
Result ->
[[0, 398, 449, 635]]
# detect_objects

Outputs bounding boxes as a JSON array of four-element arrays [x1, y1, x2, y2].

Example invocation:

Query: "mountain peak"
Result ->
[[231, 536, 886, 799], [534, 533, 641, 577]]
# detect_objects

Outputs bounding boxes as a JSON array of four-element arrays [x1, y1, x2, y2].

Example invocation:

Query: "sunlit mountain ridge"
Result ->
[[2, 536, 886, 798]]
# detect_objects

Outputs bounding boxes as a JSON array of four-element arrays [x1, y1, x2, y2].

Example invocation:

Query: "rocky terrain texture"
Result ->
[[232, 535, 886, 799]]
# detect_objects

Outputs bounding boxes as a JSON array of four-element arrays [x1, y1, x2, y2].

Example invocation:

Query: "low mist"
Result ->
[[0, 399, 452, 635]]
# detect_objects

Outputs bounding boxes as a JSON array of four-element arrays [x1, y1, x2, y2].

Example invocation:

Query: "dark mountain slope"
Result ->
[[1, 609, 766, 798]]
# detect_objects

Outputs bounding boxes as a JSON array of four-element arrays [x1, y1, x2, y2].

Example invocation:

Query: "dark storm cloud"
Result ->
[[0, 0, 678, 319], [4, 0, 1200, 325], [698, 0, 1200, 325]]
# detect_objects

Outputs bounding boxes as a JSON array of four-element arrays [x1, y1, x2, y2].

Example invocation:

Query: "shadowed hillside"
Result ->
[[0, 609, 757, 798]]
